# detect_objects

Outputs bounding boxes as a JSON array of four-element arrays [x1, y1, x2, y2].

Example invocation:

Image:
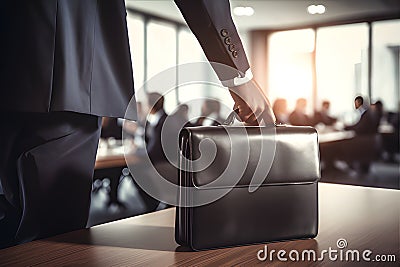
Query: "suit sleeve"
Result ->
[[345, 111, 377, 134], [174, 0, 250, 82]]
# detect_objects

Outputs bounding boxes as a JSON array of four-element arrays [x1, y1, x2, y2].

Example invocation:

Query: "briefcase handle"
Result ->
[[222, 108, 278, 127], [222, 108, 241, 126]]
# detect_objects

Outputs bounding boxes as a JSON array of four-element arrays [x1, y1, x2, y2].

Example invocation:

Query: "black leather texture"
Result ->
[[175, 125, 320, 250]]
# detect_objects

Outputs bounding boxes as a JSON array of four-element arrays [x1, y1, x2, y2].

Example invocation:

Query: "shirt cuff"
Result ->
[[221, 68, 253, 87]]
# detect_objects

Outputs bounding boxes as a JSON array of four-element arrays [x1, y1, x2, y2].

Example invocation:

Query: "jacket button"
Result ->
[[224, 37, 232, 45], [232, 50, 238, 58], [220, 29, 229, 37], [228, 44, 235, 52]]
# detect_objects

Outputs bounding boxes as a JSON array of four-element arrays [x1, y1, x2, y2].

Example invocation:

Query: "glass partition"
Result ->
[[268, 29, 315, 113], [372, 20, 400, 112], [316, 23, 369, 121]]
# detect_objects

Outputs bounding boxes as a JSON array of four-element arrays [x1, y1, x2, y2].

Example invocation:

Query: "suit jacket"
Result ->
[[345, 109, 378, 135], [0, 0, 137, 119], [313, 111, 336, 126], [0, 0, 249, 119], [174, 0, 250, 81], [145, 111, 168, 163], [289, 110, 312, 126]]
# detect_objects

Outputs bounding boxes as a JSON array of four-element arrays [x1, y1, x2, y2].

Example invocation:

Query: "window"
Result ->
[[146, 21, 177, 112], [177, 30, 233, 119], [177, 29, 208, 118], [126, 15, 145, 101], [125, 11, 242, 119], [268, 29, 315, 113], [316, 23, 369, 120], [372, 20, 400, 111]]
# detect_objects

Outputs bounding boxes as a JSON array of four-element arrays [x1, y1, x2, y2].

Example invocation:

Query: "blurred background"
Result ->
[[89, 0, 400, 226], [126, 0, 399, 119]]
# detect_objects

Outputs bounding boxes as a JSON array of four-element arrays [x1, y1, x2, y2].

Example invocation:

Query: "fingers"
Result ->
[[244, 113, 258, 125], [234, 104, 255, 124], [229, 80, 275, 125], [235, 100, 268, 125]]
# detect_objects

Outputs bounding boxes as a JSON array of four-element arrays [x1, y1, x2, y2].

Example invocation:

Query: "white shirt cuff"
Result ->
[[221, 68, 253, 87]]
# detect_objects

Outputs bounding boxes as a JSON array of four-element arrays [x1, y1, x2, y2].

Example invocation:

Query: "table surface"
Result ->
[[95, 144, 143, 169], [318, 130, 355, 143], [1, 183, 397, 266]]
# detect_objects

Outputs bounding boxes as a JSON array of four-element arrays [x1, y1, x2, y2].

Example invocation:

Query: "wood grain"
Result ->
[[95, 154, 141, 170], [0, 183, 398, 266]]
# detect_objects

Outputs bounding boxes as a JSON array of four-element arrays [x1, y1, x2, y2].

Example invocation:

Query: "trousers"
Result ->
[[0, 111, 101, 248]]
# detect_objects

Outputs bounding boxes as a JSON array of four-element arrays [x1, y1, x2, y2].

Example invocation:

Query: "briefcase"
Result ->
[[175, 119, 320, 250]]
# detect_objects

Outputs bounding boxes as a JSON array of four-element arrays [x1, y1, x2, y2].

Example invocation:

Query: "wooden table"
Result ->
[[95, 144, 142, 170], [0, 183, 398, 266], [318, 130, 355, 144]]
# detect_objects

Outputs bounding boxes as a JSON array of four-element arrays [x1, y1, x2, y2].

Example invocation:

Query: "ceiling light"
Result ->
[[307, 4, 326, 15], [234, 6, 255, 16]]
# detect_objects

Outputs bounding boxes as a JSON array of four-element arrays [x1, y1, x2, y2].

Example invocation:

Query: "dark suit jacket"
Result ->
[[289, 110, 312, 126], [175, 0, 250, 81], [0, 0, 136, 119], [313, 111, 336, 126], [0, 0, 249, 119], [145, 111, 168, 163], [345, 109, 378, 135]]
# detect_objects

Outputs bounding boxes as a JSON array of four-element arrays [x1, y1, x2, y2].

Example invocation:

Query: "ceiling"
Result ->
[[126, 0, 400, 31]]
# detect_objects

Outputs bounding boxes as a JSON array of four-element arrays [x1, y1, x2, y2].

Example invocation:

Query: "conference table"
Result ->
[[0, 183, 398, 266], [93, 131, 357, 205]]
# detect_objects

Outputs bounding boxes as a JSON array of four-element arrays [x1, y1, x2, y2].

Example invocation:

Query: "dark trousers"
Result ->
[[0, 112, 101, 248]]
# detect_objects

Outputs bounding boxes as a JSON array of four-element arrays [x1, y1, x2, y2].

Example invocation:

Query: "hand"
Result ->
[[229, 79, 276, 125]]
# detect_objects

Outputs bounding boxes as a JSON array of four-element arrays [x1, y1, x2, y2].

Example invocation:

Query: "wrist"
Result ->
[[221, 68, 253, 88]]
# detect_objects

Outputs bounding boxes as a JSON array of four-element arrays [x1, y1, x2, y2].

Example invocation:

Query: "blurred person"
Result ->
[[195, 99, 224, 126], [344, 96, 377, 135], [289, 98, 312, 126], [338, 96, 379, 173], [142, 93, 180, 211], [0, 0, 275, 248], [145, 93, 169, 163], [313, 100, 337, 126], [374, 101, 399, 162], [370, 100, 384, 130], [171, 104, 195, 128], [272, 98, 289, 124], [386, 108, 399, 162], [387, 102, 399, 132]]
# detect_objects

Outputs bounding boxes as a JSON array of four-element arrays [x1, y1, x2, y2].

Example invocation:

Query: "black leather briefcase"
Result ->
[[175, 120, 320, 250]]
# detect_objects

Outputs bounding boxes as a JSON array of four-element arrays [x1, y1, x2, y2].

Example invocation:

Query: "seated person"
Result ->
[[145, 93, 169, 163], [272, 98, 289, 124], [345, 96, 377, 135], [369, 100, 384, 131], [195, 99, 224, 126], [171, 104, 195, 128], [289, 98, 312, 126], [380, 103, 399, 162], [314, 100, 337, 126]]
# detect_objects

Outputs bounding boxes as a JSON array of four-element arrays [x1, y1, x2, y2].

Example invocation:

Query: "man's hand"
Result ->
[[229, 79, 276, 125]]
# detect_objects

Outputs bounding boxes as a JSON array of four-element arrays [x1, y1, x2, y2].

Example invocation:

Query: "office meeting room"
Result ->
[[0, 0, 399, 266]]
